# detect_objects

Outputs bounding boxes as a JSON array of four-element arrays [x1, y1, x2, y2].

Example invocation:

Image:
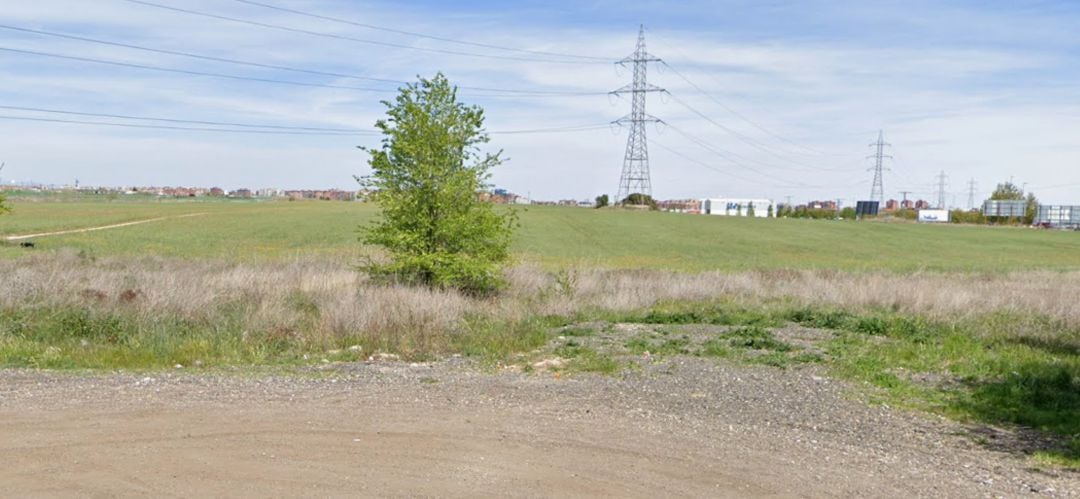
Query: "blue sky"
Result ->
[[1, 0, 1079, 205]]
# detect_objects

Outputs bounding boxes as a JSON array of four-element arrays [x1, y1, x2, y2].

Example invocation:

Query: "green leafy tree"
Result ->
[[620, 193, 658, 210], [594, 194, 609, 209], [358, 73, 516, 295], [990, 182, 1024, 200], [0, 191, 9, 216], [1024, 192, 1039, 225], [988, 182, 1038, 225], [766, 204, 774, 218]]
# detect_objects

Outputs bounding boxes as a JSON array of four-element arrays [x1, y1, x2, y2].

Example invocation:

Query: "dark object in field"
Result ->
[[19, 241, 35, 248], [119, 289, 141, 303]]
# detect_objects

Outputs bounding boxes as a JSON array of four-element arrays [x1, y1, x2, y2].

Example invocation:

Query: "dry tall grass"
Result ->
[[2, 251, 1078, 356]]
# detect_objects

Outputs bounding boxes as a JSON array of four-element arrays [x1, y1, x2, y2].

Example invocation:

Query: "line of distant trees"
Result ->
[[773, 181, 1041, 225], [776, 205, 857, 220]]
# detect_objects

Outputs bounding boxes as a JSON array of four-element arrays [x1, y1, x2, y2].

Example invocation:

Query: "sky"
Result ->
[[1, 0, 1079, 206]]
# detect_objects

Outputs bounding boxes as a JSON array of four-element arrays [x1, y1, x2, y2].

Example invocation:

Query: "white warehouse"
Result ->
[[702, 198, 776, 218]]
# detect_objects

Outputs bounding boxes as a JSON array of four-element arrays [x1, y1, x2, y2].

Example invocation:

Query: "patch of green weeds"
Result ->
[[723, 326, 793, 352], [554, 343, 619, 374], [633, 301, 783, 328], [748, 351, 795, 368], [624, 337, 651, 354], [624, 334, 692, 357], [791, 352, 824, 364], [700, 340, 733, 358], [456, 315, 550, 365]]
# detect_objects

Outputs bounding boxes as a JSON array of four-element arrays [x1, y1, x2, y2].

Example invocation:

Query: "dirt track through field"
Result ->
[[3, 212, 208, 241], [1, 360, 1076, 497]]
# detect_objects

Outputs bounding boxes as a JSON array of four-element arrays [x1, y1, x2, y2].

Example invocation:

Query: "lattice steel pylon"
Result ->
[[611, 25, 665, 205], [936, 171, 948, 209], [867, 130, 891, 204], [967, 178, 978, 210]]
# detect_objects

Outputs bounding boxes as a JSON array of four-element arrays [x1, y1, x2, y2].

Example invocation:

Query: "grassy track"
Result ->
[[2, 199, 1080, 270]]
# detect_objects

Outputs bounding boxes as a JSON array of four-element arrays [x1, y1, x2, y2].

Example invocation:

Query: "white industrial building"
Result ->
[[702, 198, 776, 218]]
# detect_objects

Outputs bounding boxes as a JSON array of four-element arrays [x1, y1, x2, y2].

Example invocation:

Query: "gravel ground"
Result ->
[[0, 352, 1076, 497]]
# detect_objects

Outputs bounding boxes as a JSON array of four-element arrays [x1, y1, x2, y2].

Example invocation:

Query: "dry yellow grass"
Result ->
[[4, 251, 1079, 347]]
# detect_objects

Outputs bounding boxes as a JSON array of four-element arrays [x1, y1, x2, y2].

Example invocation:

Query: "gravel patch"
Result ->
[[0, 355, 1076, 497]]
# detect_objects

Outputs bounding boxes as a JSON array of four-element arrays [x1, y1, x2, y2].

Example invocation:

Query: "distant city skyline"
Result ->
[[2, 0, 1079, 205]]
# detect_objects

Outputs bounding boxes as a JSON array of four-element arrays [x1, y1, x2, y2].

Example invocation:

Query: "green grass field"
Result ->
[[2, 198, 1079, 271]]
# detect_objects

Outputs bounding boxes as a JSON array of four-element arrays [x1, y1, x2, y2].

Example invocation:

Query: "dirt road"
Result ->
[[0, 359, 1075, 497]]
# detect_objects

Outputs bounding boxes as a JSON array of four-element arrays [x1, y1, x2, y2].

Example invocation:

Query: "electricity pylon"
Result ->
[[867, 130, 891, 204], [612, 25, 665, 205]]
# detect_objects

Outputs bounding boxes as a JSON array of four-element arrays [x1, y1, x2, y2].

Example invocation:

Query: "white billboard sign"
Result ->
[[917, 209, 950, 223]]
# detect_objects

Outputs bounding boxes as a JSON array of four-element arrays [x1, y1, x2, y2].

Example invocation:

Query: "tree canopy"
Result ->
[[990, 181, 1025, 201], [989, 181, 1038, 224], [620, 193, 658, 210], [358, 73, 515, 295]]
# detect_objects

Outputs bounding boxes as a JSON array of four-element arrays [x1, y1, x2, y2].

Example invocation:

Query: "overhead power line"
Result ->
[[664, 124, 846, 189], [122, 0, 604, 65], [0, 105, 612, 137], [0, 46, 603, 98], [0, 46, 393, 92], [0, 25, 606, 97], [1028, 181, 1080, 191], [489, 124, 610, 135], [0, 114, 359, 135], [649, 32, 856, 159], [652, 138, 784, 187], [653, 138, 868, 191], [0, 104, 370, 133], [665, 93, 833, 171], [229, 0, 612, 62], [663, 121, 860, 175], [659, 60, 825, 156], [0, 24, 395, 86]]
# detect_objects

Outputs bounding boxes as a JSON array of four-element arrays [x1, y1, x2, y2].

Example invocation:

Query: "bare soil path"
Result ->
[[3, 212, 207, 241], [0, 359, 1076, 497]]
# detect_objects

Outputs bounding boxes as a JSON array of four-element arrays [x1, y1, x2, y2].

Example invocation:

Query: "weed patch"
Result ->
[[553, 343, 620, 374], [625, 334, 692, 357], [635, 301, 782, 328]]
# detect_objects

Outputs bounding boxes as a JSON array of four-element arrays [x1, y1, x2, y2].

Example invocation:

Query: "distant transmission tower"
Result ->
[[936, 171, 948, 209], [867, 130, 891, 204], [612, 25, 665, 204], [967, 178, 977, 210]]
